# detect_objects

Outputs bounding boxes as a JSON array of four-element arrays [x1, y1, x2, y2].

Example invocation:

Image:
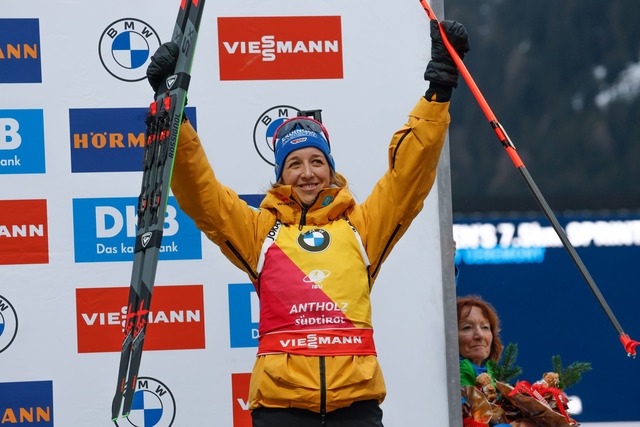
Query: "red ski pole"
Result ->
[[419, 0, 638, 357]]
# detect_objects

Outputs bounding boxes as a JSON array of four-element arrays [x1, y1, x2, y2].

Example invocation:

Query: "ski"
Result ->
[[111, 0, 206, 421]]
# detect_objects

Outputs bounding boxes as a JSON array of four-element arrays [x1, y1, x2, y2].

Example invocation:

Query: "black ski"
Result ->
[[111, 0, 205, 421]]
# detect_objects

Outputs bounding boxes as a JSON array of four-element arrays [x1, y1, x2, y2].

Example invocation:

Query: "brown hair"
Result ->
[[457, 295, 503, 362]]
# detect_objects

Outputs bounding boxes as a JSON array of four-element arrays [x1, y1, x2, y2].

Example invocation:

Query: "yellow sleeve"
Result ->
[[170, 121, 265, 278], [351, 97, 450, 280]]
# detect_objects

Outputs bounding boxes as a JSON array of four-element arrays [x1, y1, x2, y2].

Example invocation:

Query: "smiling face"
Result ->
[[458, 305, 493, 366], [280, 147, 332, 206]]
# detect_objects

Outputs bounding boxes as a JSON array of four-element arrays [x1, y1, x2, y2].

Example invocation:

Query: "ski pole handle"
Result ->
[[420, 0, 523, 166]]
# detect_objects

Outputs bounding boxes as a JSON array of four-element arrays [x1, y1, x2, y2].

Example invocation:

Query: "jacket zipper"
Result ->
[[391, 129, 411, 169], [374, 129, 409, 278], [371, 223, 402, 279], [299, 205, 308, 230], [319, 356, 327, 426], [297, 193, 320, 230], [224, 240, 258, 281]]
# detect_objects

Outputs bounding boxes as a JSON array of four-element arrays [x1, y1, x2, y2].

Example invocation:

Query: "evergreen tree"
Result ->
[[492, 342, 523, 383], [551, 354, 592, 391]]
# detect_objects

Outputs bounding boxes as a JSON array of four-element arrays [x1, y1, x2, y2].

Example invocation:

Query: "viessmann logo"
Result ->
[[231, 373, 252, 427], [0, 199, 48, 265], [76, 285, 205, 353], [217, 16, 343, 81]]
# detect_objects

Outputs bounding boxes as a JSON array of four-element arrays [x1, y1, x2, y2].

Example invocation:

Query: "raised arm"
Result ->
[[352, 20, 470, 279]]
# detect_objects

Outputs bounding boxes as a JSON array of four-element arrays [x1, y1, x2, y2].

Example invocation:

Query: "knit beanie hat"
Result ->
[[273, 117, 335, 182]]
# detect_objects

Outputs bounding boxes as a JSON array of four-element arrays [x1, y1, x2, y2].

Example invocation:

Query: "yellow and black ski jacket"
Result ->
[[170, 96, 450, 412]]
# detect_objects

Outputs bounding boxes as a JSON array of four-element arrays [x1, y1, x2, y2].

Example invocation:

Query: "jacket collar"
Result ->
[[261, 181, 355, 225]]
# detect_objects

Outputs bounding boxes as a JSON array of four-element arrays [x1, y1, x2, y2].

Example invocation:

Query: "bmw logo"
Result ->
[[0, 295, 18, 353], [253, 105, 300, 166], [114, 377, 176, 427], [297, 229, 331, 253], [99, 18, 161, 82]]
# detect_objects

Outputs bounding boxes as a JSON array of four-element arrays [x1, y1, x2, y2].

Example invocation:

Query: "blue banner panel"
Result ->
[[0, 109, 46, 174], [69, 106, 197, 173], [228, 283, 259, 348], [0, 380, 54, 426], [72, 196, 202, 263], [0, 19, 42, 83], [454, 212, 640, 422]]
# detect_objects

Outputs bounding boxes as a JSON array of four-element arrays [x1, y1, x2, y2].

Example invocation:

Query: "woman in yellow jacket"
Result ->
[[148, 18, 469, 427]]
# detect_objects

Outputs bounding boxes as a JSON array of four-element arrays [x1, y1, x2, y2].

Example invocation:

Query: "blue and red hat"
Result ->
[[273, 117, 335, 182]]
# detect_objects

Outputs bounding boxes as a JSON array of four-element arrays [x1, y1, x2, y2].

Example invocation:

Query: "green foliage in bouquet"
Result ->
[[492, 342, 523, 384], [551, 354, 592, 391]]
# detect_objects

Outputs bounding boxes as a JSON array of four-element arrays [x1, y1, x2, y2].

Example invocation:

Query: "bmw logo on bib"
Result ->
[[297, 229, 331, 253]]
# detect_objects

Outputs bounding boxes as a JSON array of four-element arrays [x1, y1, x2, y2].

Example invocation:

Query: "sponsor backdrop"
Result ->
[[1, 1, 459, 426], [7, 2, 637, 426]]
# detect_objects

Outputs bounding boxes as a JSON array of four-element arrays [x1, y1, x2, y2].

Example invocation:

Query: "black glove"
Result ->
[[424, 20, 470, 101], [146, 42, 179, 95]]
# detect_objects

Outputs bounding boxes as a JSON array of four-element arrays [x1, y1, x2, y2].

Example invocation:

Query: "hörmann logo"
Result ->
[[69, 107, 197, 173], [0, 19, 42, 83], [99, 18, 161, 82], [76, 285, 205, 353], [70, 107, 146, 172], [218, 16, 343, 81], [0, 200, 48, 265]]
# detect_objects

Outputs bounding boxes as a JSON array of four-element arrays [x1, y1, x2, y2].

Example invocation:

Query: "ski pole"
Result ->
[[419, 0, 639, 357]]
